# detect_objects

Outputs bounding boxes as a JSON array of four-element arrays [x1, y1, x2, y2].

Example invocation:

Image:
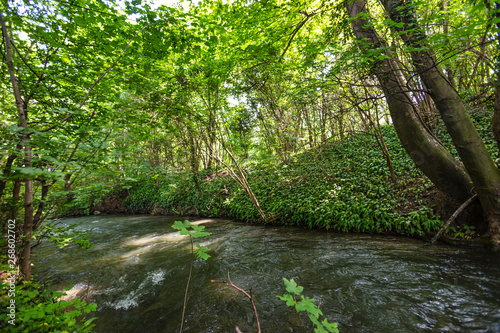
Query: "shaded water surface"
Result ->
[[33, 215, 500, 332]]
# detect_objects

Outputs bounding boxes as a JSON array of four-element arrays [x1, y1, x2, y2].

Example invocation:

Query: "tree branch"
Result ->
[[430, 193, 478, 244], [211, 272, 261, 333]]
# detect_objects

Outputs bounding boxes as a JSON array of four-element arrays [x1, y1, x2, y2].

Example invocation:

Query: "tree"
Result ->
[[384, 0, 500, 249], [0, 0, 143, 279], [344, 0, 500, 248]]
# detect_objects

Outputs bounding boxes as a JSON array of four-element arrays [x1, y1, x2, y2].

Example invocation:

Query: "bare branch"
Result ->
[[211, 272, 261, 333], [430, 193, 479, 244]]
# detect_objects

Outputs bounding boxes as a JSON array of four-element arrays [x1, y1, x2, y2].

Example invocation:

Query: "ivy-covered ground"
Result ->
[[62, 108, 497, 240]]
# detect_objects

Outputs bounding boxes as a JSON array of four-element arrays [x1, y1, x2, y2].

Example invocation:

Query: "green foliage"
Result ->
[[124, 170, 232, 218], [57, 183, 121, 216], [171, 220, 212, 260], [5, 0, 496, 330], [120, 126, 447, 237], [35, 223, 94, 250], [5, 0, 490, 242], [123, 180, 161, 213], [278, 278, 339, 333], [0, 279, 97, 333], [446, 225, 477, 239]]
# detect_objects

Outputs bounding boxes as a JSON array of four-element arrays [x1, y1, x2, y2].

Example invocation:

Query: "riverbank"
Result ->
[[58, 126, 471, 241], [58, 110, 497, 241]]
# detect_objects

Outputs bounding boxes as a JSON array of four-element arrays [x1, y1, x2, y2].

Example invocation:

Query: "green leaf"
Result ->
[[194, 242, 212, 259], [191, 224, 205, 232], [283, 278, 303, 296], [309, 315, 323, 330], [296, 297, 323, 318], [83, 317, 98, 327], [194, 248, 211, 260], [322, 319, 339, 333], [277, 294, 296, 306], [191, 231, 212, 238], [172, 220, 190, 231], [74, 15, 86, 26], [179, 229, 191, 236]]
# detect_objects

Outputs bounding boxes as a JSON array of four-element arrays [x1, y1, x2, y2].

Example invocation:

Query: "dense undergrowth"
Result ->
[[60, 108, 498, 239], [0, 275, 97, 332], [62, 126, 438, 237]]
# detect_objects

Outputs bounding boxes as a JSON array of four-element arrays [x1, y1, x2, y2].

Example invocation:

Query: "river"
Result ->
[[33, 215, 500, 332]]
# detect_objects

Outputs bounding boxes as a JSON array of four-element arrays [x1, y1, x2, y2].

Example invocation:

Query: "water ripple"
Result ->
[[33, 216, 500, 333]]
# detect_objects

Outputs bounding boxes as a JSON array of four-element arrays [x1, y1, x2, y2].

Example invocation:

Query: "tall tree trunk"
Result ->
[[384, 0, 500, 249], [345, 0, 473, 204], [491, 1, 500, 151], [2, 12, 35, 279], [21, 152, 34, 280]]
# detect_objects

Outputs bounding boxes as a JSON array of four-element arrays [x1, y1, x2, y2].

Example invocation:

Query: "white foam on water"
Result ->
[[109, 295, 139, 310], [105, 269, 166, 310], [149, 269, 166, 285]]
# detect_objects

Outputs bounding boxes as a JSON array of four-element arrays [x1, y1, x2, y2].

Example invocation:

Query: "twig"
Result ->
[[84, 273, 91, 301], [179, 236, 195, 332], [211, 272, 261, 333], [430, 193, 478, 244]]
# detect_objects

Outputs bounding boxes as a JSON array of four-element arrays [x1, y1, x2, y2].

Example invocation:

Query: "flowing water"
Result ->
[[33, 215, 500, 332]]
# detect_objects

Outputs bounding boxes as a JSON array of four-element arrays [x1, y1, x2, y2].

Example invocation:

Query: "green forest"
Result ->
[[1, 0, 500, 331]]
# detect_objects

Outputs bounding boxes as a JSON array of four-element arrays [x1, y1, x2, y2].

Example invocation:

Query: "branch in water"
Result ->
[[211, 272, 261, 333]]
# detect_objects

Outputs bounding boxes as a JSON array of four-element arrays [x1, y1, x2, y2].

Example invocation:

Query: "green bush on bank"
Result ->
[[0, 276, 97, 333], [117, 125, 443, 237], [67, 110, 500, 238]]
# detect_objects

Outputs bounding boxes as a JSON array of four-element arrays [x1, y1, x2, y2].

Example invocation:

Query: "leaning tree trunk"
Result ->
[[344, 0, 473, 205], [384, 0, 500, 250]]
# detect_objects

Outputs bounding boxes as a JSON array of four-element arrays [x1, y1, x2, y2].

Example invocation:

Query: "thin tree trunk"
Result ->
[[492, 1, 500, 151], [33, 179, 53, 231], [0, 152, 17, 198], [209, 126, 267, 222], [189, 132, 200, 194], [1, 12, 35, 279], [349, 82, 397, 183]]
